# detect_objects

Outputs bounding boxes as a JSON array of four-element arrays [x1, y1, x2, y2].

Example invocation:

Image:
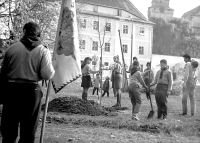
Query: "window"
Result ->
[[117, 10, 121, 16], [104, 62, 109, 66], [80, 19, 86, 29], [139, 46, 144, 55], [79, 40, 85, 49], [93, 21, 99, 30], [93, 6, 98, 12], [105, 23, 111, 32], [122, 44, 128, 53], [139, 27, 145, 36], [104, 43, 110, 52], [123, 25, 128, 34], [140, 64, 143, 72], [92, 41, 98, 51]]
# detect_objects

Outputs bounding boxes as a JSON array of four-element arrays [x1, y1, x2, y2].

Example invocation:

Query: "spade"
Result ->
[[147, 61, 154, 119]]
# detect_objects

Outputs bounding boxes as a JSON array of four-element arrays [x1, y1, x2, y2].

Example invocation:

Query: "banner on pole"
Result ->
[[52, 0, 81, 93]]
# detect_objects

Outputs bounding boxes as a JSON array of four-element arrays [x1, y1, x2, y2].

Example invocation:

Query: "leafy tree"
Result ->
[[150, 17, 200, 58], [0, 0, 60, 50]]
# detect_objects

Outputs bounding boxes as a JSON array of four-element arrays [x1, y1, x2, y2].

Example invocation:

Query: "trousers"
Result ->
[[155, 84, 168, 118], [92, 87, 99, 95], [182, 79, 196, 115], [128, 82, 141, 115], [1, 82, 43, 143]]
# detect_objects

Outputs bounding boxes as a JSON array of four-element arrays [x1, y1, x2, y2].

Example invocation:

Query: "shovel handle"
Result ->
[[148, 62, 154, 111]]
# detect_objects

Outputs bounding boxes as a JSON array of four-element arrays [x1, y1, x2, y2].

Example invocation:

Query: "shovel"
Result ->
[[147, 93, 154, 119], [147, 62, 154, 119]]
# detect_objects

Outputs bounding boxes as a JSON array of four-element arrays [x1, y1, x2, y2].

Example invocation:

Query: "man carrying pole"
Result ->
[[0, 22, 55, 143], [40, 0, 82, 142]]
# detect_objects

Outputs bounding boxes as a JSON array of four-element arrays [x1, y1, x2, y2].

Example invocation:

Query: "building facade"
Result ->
[[77, 0, 154, 72], [148, 0, 174, 20], [181, 6, 200, 38]]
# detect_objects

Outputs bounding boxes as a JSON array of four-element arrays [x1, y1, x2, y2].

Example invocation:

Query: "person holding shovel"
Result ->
[[110, 55, 123, 107], [0, 22, 55, 143], [128, 60, 148, 121], [150, 59, 173, 119], [143, 62, 154, 100]]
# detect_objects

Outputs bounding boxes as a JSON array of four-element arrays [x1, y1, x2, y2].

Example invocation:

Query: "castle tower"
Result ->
[[148, 0, 174, 20]]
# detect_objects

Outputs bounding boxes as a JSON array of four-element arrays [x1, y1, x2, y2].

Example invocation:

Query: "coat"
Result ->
[[102, 79, 110, 91]]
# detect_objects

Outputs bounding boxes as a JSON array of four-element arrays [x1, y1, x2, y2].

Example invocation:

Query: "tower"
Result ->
[[148, 0, 174, 20]]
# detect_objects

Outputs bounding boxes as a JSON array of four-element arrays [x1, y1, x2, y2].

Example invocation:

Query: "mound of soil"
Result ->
[[42, 97, 118, 116]]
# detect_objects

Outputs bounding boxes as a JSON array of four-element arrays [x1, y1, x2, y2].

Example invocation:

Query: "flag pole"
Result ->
[[118, 30, 128, 92], [39, 81, 51, 143], [39, 0, 65, 142]]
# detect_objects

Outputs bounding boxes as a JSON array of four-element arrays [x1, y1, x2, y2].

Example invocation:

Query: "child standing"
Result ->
[[128, 61, 148, 121], [102, 76, 111, 97], [150, 59, 173, 119], [92, 74, 101, 96]]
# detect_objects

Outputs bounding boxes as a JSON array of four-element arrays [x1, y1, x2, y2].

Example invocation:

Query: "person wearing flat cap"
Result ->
[[150, 59, 173, 120]]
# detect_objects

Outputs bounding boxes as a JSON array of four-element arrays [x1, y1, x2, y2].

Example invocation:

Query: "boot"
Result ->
[[157, 111, 162, 119], [112, 93, 121, 107], [82, 92, 87, 100], [117, 93, 121, 107]]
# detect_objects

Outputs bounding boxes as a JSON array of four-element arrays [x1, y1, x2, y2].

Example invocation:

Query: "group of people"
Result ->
[[81, 55, 123, 107], [81, 54, 199, 121], [0, 21, 199, 142]]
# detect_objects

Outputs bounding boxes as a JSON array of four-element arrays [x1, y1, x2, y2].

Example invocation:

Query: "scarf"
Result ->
[[160, 67, 167, 79], [131, 66, 139, 76], [20, 35, 41, 51]]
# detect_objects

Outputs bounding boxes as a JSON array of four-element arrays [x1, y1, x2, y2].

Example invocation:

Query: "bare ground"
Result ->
[[1, 80, 200, 143]]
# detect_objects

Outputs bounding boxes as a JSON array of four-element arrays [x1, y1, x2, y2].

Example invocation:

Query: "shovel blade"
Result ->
[[147, 110, 154, 119]]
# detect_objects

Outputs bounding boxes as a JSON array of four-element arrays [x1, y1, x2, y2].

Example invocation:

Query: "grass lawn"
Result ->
[[1, 79, 200, 143]]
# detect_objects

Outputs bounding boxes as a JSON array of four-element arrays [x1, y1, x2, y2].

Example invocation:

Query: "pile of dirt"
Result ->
[[42, 97, 118, 116]]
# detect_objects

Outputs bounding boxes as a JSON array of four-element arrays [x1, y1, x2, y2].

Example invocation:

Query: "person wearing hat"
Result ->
[[81, 57, 99, 100], [181, 54, 198, 116], [128, 60, 148, 120], [150, 59, 173, 119]]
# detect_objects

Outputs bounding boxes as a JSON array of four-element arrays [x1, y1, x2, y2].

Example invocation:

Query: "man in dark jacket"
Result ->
[[0, 22, 55, 143]]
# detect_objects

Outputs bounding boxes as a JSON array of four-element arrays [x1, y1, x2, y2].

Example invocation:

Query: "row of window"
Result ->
[[90, 61, 144, 72], [80, 19, 146, 35], [79, 40, 145, 54]]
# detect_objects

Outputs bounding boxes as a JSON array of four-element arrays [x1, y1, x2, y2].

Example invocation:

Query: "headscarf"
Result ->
[[131, 61, 140, 76]]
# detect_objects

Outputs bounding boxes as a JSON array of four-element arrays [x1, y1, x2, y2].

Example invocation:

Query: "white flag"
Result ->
[[52, 0, 81, 93]]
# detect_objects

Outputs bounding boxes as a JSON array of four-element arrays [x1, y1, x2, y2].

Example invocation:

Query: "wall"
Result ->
[[151, 54, 200, 72]]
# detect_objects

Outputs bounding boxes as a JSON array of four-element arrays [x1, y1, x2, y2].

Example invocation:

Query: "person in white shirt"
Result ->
[[180, 54, 198, 116]]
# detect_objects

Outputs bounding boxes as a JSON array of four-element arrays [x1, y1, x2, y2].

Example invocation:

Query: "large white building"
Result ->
[[77, 0, 154, 71]]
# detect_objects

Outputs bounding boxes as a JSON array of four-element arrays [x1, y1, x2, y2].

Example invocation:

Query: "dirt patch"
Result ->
[[42, 97, 128, 116], [44, 115, 162, 134]]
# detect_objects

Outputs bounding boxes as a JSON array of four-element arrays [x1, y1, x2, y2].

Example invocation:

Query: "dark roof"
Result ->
[[76, 0, 147, 21], [182, 6, 200, 20]]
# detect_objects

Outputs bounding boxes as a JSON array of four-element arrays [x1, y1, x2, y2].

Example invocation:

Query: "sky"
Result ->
[[130, 0, 200, 18]]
